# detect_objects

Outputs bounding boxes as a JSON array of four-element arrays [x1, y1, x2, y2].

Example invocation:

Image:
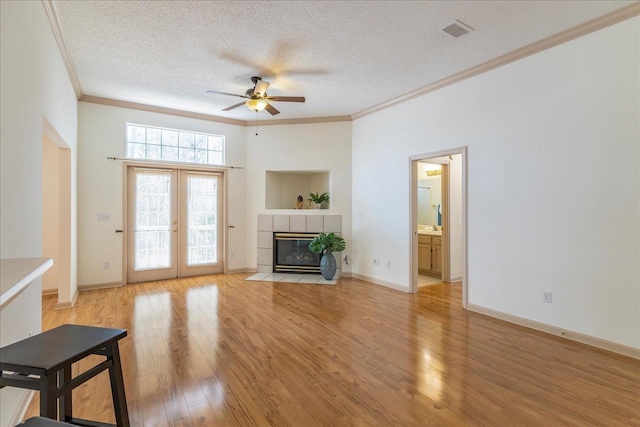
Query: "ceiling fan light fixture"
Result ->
[[245, 99, 268, 112]]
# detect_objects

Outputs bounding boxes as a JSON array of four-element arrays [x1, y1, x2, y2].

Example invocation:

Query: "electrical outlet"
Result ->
[[386, 260, 391, 268], [458, 217, 462, 225], [373, 259, 379, 266], [543, 292, 552, 303], [103, 261, 110, 269], [97, 213, 110, 221]]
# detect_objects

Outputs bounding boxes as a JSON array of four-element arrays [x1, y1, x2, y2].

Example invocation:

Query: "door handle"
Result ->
[[172, 229, 177, 233], [115, 230, 123, 233]]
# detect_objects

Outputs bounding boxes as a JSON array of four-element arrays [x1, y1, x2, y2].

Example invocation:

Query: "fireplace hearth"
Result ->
[[273, 232, 320, 273]]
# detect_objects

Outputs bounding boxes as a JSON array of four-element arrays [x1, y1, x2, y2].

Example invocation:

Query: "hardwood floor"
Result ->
[[24, 274, 640, 426]]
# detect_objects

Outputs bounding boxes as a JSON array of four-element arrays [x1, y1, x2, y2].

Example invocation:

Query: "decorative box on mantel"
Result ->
[[257, 214, 341, 275]]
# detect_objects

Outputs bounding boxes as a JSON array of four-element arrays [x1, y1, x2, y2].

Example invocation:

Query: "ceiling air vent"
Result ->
[[441, 20, 474, 38]]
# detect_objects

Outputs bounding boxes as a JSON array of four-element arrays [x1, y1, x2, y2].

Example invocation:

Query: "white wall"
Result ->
[[265, 172, 285, 209], [245, 122, 352, 272], [77, 102, 247, 286], [0, 2, 79, 304], [0, 1, 78, 424], [352, 18, 639, 348]]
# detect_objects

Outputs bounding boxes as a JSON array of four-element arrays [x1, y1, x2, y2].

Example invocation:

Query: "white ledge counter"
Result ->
[[0, 257, 52, 427], [1, 257, 53, 309]]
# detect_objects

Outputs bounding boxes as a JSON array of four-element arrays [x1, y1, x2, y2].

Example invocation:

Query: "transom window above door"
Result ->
[[126, 123, 224, 165]]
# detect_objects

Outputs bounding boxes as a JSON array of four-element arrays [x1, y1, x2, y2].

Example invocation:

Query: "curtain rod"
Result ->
[[106, 157, 243, 169]]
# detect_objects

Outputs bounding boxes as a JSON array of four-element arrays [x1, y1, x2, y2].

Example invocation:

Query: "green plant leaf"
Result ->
[[309, 232, 345, 254], [308, 192, 330, 203]]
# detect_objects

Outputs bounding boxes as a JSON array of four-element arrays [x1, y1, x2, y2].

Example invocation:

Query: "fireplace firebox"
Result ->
[[273, 232, 321, 273]]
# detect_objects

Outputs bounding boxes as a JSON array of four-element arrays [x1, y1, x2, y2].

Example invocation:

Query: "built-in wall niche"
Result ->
[[265, 170, 331, 210]]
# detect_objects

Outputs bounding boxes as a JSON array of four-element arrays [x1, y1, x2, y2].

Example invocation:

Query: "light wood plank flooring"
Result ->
[[25, 274, 640, 426]]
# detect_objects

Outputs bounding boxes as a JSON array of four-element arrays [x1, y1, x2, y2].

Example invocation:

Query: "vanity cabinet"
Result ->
[[418, 237, 432, 272], [418, 235, 442, 276], [432, 239, 442, 274]]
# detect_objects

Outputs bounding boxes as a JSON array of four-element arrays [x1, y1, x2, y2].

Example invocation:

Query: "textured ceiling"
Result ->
[[56, 1, 634, 121]]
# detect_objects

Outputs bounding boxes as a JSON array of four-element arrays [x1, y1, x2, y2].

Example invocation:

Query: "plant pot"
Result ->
[[313, 203, 321, 209], [320, 252, 337, 280]]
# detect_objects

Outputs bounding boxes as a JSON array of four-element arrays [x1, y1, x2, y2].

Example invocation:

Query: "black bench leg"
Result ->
[[58, 365, 72, 422], [39, 371, 57, 419], [106, 343, 130, 427]]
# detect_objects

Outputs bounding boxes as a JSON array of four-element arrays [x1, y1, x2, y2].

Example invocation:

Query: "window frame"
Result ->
[[125, 123, 225, 166]]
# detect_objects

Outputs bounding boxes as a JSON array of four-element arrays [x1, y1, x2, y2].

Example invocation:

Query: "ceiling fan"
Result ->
[[206, 76, 305, 115]]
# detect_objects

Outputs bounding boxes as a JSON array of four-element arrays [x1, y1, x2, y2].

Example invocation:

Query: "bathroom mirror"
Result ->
[[417, 163, 442, 227]]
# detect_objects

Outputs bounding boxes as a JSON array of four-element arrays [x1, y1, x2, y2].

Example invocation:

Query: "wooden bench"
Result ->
[[0, 324, 129, 427]]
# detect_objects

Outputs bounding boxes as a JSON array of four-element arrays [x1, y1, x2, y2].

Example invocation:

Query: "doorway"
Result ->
[[126, 166, 224, 283], [41, 132, 72, 307], [410, 147, 468, 307], [416, 161, 445, 286]]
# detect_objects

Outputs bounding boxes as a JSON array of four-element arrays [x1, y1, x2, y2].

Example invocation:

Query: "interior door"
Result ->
[[127, 167, 178, 283], [178, 170, 223, 276]]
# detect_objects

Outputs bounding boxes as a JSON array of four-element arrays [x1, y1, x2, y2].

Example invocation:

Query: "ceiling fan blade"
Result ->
[[265, 103, 280, 115], [266, 96, 305, 103], [206, 90, 248, 99], [253, 80, 270, 97], [222, 101, 246, 111]]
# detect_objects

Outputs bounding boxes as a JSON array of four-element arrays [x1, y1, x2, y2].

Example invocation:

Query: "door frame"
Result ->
[[122, 161, 229, 284], [409, 147, 468, 308], [126, 167, 179, 283], [178, 169, 224, 277]]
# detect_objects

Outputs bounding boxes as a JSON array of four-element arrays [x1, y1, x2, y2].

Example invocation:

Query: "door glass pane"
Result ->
[[187, 175, 218, 265], [135, 171, 172, 270]]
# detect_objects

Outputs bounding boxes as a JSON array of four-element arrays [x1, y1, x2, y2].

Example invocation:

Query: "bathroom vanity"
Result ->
[[418, 232, 442, 276]]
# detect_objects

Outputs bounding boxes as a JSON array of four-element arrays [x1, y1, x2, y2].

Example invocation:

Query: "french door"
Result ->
[[127, 167, 223, 283]]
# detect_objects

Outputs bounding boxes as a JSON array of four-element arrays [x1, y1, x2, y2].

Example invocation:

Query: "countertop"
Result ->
[[418, 231, 442, 236], [0, 257, 53, 309]]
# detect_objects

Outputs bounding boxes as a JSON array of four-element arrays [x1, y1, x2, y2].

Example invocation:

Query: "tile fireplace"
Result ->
[[257, 214, 341, 275]]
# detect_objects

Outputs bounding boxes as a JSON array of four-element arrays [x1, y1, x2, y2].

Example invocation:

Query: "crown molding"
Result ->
[[42, 0, 83, 99], [80, 95, 351, 126], [253, 115, 352, 126], [352, 2, 640, 120], [80, 95, 248, 126]]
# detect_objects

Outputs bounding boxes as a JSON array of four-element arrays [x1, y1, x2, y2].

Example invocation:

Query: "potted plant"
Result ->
[[308, 192, 329, 209], [309, 232, 345, 280]]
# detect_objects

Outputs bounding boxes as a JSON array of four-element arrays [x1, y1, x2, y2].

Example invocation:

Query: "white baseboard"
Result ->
[[78, 281, 124, 292], [227, 268, 256, 274], [42, 289, 58, 296], [55, 288, 79, 310], [351, 273, 410, 293], [449, 276, 462, 283], [11, 390, 34, 426], [466, 303, 640, 360]]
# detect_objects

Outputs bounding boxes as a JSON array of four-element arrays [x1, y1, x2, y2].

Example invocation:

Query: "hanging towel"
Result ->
[[437, 204, 442, 226]]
